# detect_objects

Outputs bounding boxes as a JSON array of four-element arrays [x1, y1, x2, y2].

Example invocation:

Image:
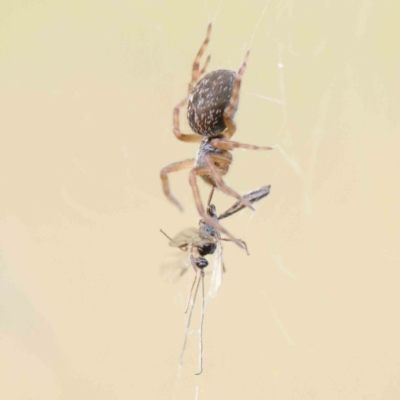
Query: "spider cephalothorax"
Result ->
[[160, 24, 273, 250]]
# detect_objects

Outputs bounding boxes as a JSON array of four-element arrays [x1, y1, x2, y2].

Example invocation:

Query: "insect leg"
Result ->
[[206, 186, 215, 207], [195, 269, 205, 375], [184, 254, 200, 314], [179, 270, 201, 368]]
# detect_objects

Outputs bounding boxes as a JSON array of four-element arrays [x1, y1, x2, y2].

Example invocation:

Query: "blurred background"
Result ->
[[1, 0, 399, 399]]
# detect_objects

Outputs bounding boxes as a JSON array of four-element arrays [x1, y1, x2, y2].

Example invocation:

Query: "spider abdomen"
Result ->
[[187, 70, 238, 137]]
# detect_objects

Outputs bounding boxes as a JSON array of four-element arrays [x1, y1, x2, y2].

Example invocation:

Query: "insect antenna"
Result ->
[[159, 229, 174, 242]]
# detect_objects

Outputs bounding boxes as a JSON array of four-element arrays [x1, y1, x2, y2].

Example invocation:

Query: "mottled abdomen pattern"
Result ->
[[187, 70, 238, 137]]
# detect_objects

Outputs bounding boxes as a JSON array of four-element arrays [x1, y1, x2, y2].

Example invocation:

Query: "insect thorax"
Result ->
[[187, 69, 238, 137], [199, 209, 221, 246]]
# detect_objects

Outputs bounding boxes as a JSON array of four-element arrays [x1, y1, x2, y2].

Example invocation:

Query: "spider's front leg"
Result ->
[[173, 24, 212, 144], [189, 166, 246, 251], [190, 23, 212, 91], [160, 158, 195, 211]]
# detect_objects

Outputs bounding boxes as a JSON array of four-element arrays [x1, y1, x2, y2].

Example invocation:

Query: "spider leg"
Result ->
[[190, 23, 212, 91], [220, 237, 250, 256], [211, 138, 274, 151], [173, 24, 212, 143], [160, 158, 195, 211], [204, 154, 255, 211], [173, 98, 203, 143], [223, 50, 250, 140], [189, 166, 246, 251], [199, 54, 211, 77]]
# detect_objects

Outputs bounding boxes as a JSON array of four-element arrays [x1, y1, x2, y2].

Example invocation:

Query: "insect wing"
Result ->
[[170, 227, 215, 248], [160, 251, 191, 282], [208, 241, 223, 299], [168, 227, 202, 249], [218, 185, 271, 220], [162, 227, 214, 282]]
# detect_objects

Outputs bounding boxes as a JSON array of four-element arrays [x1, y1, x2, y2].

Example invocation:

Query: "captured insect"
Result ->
[[160, 185, 271, 374], [160, 24, 273, 251]]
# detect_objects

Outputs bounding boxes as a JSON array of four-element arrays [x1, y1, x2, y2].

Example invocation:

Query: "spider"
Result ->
[[160, 24, 273, 251]]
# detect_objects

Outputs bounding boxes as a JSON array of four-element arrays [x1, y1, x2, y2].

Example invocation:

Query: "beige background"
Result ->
[[1, 0, 399, 399]]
